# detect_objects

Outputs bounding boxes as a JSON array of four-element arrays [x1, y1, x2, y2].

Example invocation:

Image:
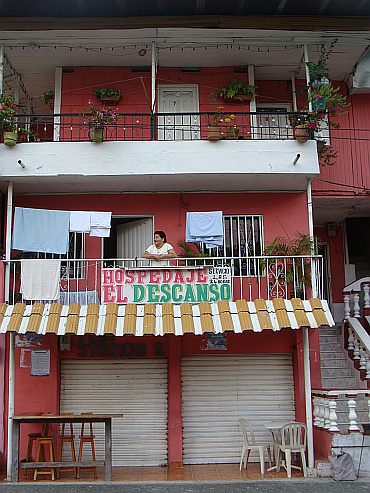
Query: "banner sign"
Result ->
[[101, 267, 231, 304]]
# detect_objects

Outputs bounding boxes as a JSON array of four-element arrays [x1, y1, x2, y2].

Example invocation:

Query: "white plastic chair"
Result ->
[[276, 422, 307, 478], [238, 418, 272, 474]]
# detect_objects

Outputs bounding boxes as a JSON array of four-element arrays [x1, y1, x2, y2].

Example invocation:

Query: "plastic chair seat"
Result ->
[[276, 422, 307, 478], [238, 418, 272, 474]]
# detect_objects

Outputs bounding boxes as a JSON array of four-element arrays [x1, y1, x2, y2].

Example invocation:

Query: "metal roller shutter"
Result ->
[[60, 359, 168, 466], [181, 354, 295, 464]]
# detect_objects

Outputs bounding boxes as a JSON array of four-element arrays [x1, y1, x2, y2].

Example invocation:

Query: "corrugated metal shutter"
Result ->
[[181, 354, 295, 464], [60, 359, 168, 466]]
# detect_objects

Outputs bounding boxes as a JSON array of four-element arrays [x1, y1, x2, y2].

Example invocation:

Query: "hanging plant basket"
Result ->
[[99, 96, 121, 104], [294, 126, 309, 144], [313, 98, 327, 112], [3, 131, 18, 146], [223, 93, 253, 104], [207, 125, 221, 141], [89, 127, 104, 143]]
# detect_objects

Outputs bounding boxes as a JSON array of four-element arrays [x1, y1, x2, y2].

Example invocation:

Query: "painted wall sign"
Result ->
[[101, 267, 232, 304], [77, 335, 165, 359]]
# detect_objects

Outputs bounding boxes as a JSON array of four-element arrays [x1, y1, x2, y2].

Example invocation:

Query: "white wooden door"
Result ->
[[117, 218, 153, 267], [158, 85, 200, 140], [181, 354, 295, 464]]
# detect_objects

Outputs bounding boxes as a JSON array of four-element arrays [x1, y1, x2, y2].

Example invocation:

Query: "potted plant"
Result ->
[[0, 92, 19, 146], [308, 83, 348, 117], [206, 94, 226, 141], [264, 232, 316, 299], [288, 112, 324, 143], [93, 88, 122, 103], [81, 100, 120, 142], [306, 40, 337, 89], [40, 90, 55, 109], [217, 77, 257, 103]]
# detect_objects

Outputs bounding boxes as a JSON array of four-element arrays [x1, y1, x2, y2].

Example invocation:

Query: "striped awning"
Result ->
[[0, 298, 334, 337]]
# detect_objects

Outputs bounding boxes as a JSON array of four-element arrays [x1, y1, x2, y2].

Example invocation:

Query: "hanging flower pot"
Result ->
[[207, 125, 220, 141], [294, 126, 309, 143], [89, 127, 104, 142], [3, 131, 18, 146], [313, 97, 327, 112]]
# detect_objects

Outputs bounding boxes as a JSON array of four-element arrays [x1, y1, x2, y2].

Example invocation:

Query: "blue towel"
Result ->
[[12, 207, 71, 254], [186, 211, 224, 247]]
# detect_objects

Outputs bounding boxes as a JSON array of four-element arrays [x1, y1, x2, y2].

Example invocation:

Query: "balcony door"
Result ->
[[255, 104, 293, 140], [158, 85, 200, 140], [116, 218, 153, 268]]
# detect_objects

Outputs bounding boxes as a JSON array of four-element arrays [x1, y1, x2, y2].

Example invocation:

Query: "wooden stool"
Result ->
[[33, 424, 54, 481], [77, 413, 97, 479], [23, 413, 47, 477], [56, 413, 77, 479]]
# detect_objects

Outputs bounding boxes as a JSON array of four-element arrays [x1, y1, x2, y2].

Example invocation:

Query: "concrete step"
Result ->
[[321, 376, 358, 388], [320, 342, 343, 351], [320, 351, 349, 360], [320, 335, 343, 344], [321, 367, 355, 378], [321, 358, 351, 368]]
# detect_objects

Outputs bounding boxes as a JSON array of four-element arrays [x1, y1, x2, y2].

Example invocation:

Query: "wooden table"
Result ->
[[11, 413, 123, 482]]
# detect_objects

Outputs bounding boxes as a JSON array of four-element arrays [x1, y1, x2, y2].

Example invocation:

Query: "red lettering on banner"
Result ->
[[116, 285, 128, 303], [163, 270, 173, 283], [138, 271, 148, 284], [197, 269, 208, 283], [185, 270, 195, 283], [174, 271, 186, 284], [125, 271, 135, 284], [149, 270, 161, 284], [103, 285, 115, 303], [103, 270, 114, 284], [115, 269, 124, 283]]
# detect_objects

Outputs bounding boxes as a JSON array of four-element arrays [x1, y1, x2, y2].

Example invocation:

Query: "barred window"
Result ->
[[203, 215, 264, 276]]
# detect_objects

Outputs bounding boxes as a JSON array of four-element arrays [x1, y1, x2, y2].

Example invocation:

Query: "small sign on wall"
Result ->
[[31, 349, 50, 376], [201, 333, 227, 350]]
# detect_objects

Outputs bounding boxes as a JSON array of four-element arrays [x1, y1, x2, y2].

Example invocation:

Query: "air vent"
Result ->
[[62, 67, 75, 73], [131, 66, 151, 72]]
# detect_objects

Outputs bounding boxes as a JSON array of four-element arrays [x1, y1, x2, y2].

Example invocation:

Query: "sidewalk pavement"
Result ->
[[1, 478, 370, 493]]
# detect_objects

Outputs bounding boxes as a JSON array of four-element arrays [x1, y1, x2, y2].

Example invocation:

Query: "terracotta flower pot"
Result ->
[[294, 126, 309, 143], [207, 125, 221, 141], [223, 93, 253, 104], [90, 127, 104, 142], [3, 131, 18, 146]]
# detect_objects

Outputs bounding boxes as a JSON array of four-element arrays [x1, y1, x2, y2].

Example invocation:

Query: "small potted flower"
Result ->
[[40, 90, 55, 110], [0, 92, 20, 146], [288, 112, 324, 143], [93, 88, 122, 103], [206, 94, 229, 141], [82, 100, 120, 142]]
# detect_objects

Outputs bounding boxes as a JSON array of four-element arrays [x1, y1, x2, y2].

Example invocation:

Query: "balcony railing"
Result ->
[[5, 254, 323, 305], [11, 111, 304, 142]]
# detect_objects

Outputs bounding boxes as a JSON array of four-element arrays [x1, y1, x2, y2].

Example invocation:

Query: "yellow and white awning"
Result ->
[[0, 298, 334, 337]]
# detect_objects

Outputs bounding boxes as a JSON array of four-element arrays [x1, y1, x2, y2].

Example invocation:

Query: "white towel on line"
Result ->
[[21, 259, 61, 301], [70, 211, 91, 233], [90, 212, 112, 228], [90, 227, 111, 238]]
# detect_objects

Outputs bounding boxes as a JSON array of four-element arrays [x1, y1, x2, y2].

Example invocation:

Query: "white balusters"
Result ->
[[368, 396, 370, 420], [313, 396, 320, 427], [353, 337, 360, 360], [328, 399, 339, 432], [353, 291, 361, 318], [347, 327, 355, 351], [359, 345, 367, 370], [366, 353, 370, 380], [347, 397, 360, 431], [363, 283, 370, 308], [323, 398, 331, 429], [343, 292, 351, 320]]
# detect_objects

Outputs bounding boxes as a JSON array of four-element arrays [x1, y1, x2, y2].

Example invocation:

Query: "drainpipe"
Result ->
[[5, 182, 14, 481], [304, 177, 315, 472]]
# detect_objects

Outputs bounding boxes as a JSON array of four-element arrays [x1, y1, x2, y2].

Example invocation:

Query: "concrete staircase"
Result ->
[[319, 325, 369, 430]]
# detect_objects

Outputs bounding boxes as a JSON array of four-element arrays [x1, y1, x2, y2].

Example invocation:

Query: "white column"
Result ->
[[53, 66, 62, 141], [303, 327, 314, 469], [291, 71, 297, 111], [4, 182, 13, 303], [0, 44, 4, 95], [307, 178, 317, 297], [151, 41, 156, 112], [304, 44, 312, 113], [248, 65, 257, 139]]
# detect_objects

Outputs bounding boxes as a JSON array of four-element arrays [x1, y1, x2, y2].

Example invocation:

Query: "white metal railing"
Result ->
[[4, 254, 323, 305], [312, 390, 370, 432]]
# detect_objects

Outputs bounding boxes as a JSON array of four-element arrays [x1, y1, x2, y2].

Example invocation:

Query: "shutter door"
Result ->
[[60, 359, 168, 466], [181, 354, 295, 464]]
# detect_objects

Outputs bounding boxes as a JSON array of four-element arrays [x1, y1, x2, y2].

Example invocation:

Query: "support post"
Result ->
[[303, 326, 314, 471], [53, 67, 62, 142]]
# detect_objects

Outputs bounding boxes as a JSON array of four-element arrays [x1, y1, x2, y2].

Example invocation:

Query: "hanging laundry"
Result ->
[[12, 207, 70, 254], [70, 211, 91, 233], [186, 211, 224, 248], [90, 211, 112, 238], [21, 259, 61, 301]]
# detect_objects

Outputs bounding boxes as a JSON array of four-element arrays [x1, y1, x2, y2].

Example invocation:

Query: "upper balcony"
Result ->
[[0, 110, 320, 195]]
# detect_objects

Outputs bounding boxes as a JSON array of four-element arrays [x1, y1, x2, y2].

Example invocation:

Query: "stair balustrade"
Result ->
[[312, 390, 370, 433]]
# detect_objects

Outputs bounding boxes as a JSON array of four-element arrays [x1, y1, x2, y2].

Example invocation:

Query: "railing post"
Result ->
[[359, 345, 367, 370], [328, 398, 339, 432], [343, 292, 351, 319], [366, 353, 370, 380], [363, 282, 370, 308], [150, 113, 157, 141], [323, 398, 331, 429], [353, 337, 360, 360], [348, 326, 355, 351], [353, 291, 361, 318], [347, 395, 360, 432]]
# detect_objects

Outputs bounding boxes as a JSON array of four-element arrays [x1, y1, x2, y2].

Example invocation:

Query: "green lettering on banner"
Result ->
[[220, 283, 231, 300], [160, 284, 171, 303], [133, 285, 145, 302], [172, 284, 183, 302], [184, 284, 196, 302], [148, 284, 160, 303], [209, 283, 220, 302], [196, 283, 209, 302]]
